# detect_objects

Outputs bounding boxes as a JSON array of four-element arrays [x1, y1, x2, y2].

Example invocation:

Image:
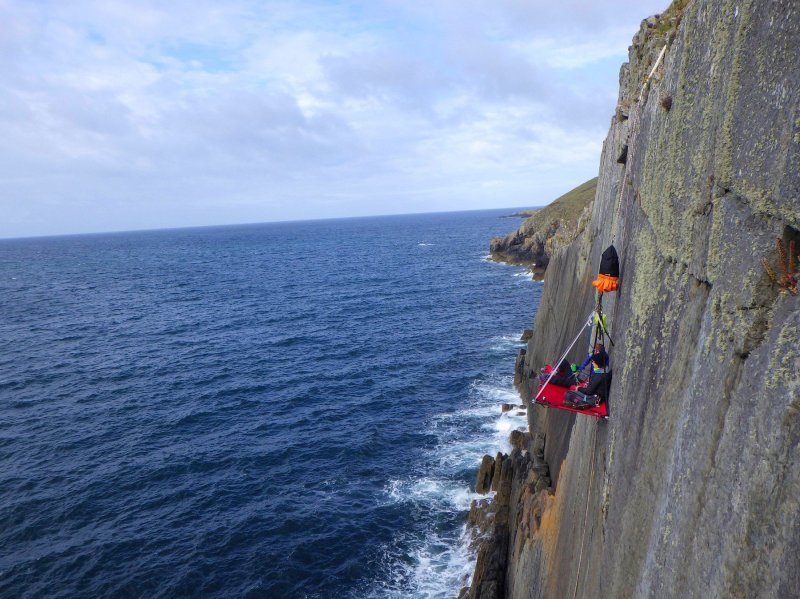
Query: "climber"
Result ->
[[531, 308, 611, 419], [577, 342, 609, 378], [565, 353, 612, 409], [539, 359, 576, 388], [583, 352, 612, 401]]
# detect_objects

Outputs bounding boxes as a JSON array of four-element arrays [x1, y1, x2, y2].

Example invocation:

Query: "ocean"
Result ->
[[0, 210, 541, 598]]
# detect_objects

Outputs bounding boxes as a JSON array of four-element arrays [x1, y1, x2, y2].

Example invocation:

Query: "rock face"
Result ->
[[468, 1, 800, 597], [467, 433, 552, 599]]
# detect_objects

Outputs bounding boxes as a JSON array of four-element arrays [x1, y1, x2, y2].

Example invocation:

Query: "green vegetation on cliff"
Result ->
[[517, 177, 597, 225]]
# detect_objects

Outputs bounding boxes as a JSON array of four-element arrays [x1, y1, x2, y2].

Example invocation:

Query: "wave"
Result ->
[[383, 477, 481, 512], [362, 525, 475, 599], [366, 377, 525, 597], [488, 334, 526, 352]]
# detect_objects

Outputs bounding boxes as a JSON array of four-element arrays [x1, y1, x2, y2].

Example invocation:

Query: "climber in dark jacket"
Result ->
[[582, 352, 612, 402], [578, 342, 609, 373], [548, 359, 576, 388]]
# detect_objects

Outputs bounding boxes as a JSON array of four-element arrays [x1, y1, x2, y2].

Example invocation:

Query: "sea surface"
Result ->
[[0, 210, 541, 598]]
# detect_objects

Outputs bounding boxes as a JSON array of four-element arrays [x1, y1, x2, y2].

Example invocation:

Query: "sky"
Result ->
[[0, 0, 669, 238]]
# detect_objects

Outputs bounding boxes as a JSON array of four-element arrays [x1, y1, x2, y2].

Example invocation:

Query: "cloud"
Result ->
[[0, 0, 668, 237]]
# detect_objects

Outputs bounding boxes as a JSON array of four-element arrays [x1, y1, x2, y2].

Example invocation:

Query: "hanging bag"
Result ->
[[591, 245, 620, 293]]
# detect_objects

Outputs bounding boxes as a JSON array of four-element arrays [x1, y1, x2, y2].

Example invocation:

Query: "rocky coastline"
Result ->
[[488, 178, 596, 278]]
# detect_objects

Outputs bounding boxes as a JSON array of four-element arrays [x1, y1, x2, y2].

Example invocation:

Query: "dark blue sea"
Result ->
[[0, 210, 541, 598]]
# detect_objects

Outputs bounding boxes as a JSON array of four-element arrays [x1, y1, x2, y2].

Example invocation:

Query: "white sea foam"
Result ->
[[434, 402, 525, 470], [488, 334, 526, 352], [513, 268, 542, 283], [431, 403, 498, 422], [371, 375, 527, 597], [480, 254, 535, 279], [436, 438, 498, 472], [470, 380, 521, 404], [384, 477, 483, 512], [490, 408, 527, 430], [407, 527, 476, 596], [417, 243, 435, 246], [360, 526, 476, 599], [495, 334, 525, 343]]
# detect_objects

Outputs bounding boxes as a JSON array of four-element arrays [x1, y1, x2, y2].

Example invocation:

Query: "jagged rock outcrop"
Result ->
[[469, 1, 800, 597], [467, 433, 552, 599], [489, 179, 597, 273]]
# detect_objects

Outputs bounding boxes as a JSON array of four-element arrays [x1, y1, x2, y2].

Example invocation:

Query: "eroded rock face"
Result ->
[[489, 221, 559, 269], [464, 431, 555, 599], [514, 350, 527, 385], [472, 1, 800, 597], [509, 430, 530, 452]]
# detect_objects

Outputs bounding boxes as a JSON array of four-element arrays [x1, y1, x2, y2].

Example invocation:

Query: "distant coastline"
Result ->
[[503, 208, 540, 218], [488, 177, 597, 275]]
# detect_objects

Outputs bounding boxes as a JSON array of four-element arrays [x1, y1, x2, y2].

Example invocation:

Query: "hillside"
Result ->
[[489, 178, 597, 273], [508, 178, 598, 220]]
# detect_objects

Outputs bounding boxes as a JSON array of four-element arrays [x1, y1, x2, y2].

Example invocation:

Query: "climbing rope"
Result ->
[[609, 103, 639, 247], [608, 98, 637, 246], [572, 419, 599, 599], [639, 45, 668, 102], [611, 44, 668, 246], [609, 168, 628, 245]]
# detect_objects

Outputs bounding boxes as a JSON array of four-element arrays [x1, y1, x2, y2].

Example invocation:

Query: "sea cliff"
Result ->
[[488, 178, 597, 275], [466, 1, 800, 597]]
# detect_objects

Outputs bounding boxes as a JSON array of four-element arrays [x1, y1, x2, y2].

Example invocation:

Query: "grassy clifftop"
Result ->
[[513, 177, 597, 221], [489, 177, 597, 272]]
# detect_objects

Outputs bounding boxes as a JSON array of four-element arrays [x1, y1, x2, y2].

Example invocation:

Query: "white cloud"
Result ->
[[0, 0, 668, 237]]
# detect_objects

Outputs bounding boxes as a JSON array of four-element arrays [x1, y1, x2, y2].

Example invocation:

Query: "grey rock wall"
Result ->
[[471, 1, 800, 597]]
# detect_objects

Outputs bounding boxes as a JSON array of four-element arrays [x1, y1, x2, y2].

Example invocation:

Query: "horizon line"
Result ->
[[0, 204, 543, 242]]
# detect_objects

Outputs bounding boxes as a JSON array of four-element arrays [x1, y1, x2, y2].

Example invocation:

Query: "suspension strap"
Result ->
[[593, 295, 612, 408], [594, 293, 614, 348]]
